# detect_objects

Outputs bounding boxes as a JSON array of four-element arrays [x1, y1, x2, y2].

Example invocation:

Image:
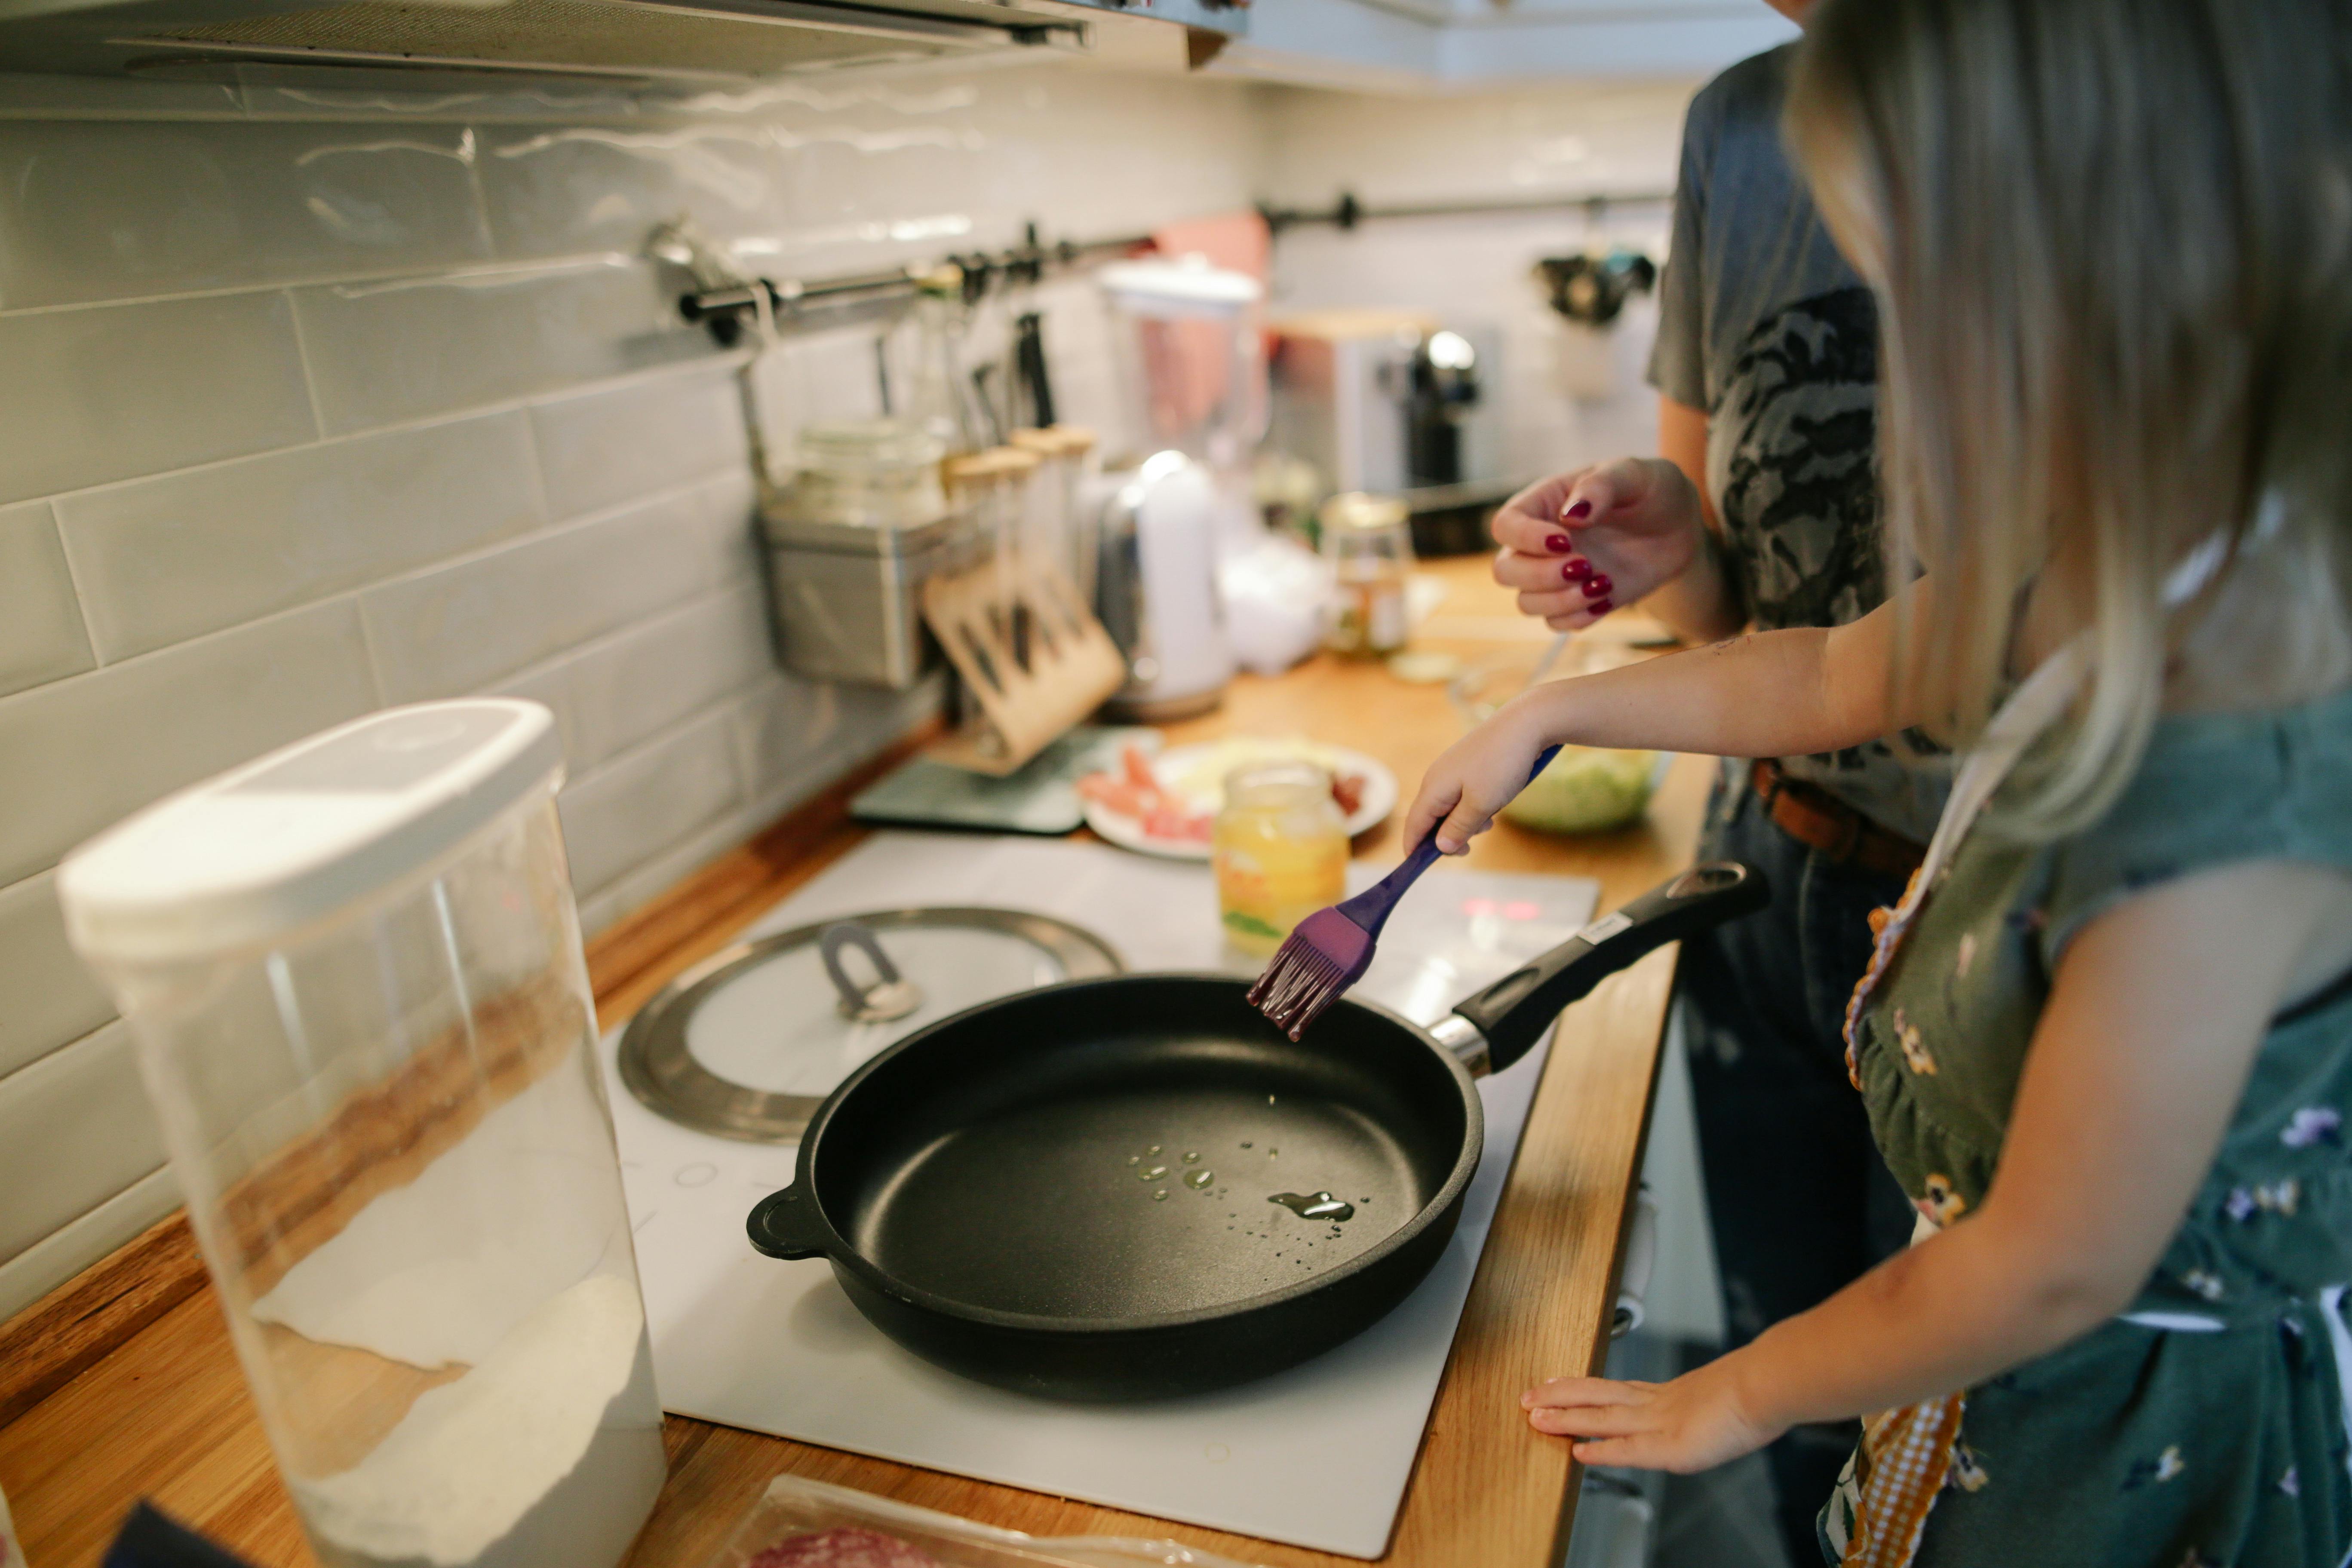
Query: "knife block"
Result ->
[[921, 554, 1127, 776]]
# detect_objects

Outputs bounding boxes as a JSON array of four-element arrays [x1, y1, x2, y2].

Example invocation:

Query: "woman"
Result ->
[[1424, 0, 2352, 1558]]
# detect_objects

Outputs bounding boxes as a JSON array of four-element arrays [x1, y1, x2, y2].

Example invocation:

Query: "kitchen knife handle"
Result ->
[[1449, 860, 1770, 1074]]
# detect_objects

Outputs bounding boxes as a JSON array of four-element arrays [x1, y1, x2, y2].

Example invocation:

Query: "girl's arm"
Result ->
[[1404, 595, 1903, 854], [1526, 858, 2352, 1472]]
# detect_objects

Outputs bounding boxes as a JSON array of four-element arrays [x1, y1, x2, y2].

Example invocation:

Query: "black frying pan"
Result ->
[[748, 861, 1766, 1400]]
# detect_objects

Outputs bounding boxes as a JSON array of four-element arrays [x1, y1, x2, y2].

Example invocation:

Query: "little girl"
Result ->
[[1406, 0, 2352, 1561]]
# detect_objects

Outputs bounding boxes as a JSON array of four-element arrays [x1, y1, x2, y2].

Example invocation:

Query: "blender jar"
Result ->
[[57, 701, 664, 1568]]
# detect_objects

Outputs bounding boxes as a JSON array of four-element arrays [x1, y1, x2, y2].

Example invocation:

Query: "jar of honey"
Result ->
[[1213, 761, 1349, 956]]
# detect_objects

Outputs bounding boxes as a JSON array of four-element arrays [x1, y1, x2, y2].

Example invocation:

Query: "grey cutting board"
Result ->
[[849, 724, 1156, 835]]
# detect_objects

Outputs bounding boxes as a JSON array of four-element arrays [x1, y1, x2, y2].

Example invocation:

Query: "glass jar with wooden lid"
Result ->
[[1320, 491, 1415, 657]]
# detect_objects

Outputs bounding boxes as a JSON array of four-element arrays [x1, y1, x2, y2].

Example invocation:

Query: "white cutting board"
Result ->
[[601, 833, 1598, 1559]]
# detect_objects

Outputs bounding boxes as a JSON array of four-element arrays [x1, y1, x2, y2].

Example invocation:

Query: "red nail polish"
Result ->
[[1544, 533, 1572, 553], [1563, 559, 1592, 582], [1581, 574, 1613, 598], [1588, 597, 1613, 615], [1563, 500, 1592, 520]]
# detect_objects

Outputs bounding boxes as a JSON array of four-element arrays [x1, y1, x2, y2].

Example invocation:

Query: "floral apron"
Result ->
[[1817, 639, 2352, 1567]]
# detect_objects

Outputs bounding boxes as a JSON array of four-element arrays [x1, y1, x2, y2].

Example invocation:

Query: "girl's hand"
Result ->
[[1490, 458, 1708, 630], [1402, 700, 1555, 854], [1522, 1364, 1782, 1473]]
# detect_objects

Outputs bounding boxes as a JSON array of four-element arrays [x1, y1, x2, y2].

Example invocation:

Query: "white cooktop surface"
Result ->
[[600, 832, 1597, 1559]]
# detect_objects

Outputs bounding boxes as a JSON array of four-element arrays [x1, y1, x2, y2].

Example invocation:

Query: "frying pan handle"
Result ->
[[1449, 861, 1769, 1074], [748, 1184, 829, 1261]]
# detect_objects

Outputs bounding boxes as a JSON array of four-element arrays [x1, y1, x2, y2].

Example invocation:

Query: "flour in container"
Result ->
[[295, 1272, 665, 1568]]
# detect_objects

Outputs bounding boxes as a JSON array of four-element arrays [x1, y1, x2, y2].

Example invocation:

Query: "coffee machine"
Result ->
[[1266, 310, 1509, 555]]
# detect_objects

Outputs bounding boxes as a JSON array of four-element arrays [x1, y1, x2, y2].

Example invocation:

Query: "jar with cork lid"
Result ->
[[1320, 491, 1415, 657]]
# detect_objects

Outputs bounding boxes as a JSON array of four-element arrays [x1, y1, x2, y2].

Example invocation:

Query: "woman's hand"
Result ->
[[1522, 1363, 1783, 1473], [1490, 458, 1709, 631], [1401, 697, 1557, 854]]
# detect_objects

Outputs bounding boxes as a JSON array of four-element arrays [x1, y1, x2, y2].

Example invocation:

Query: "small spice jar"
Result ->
[[1213, 761, 1349, 957], [1320, 491, 1415, 657]]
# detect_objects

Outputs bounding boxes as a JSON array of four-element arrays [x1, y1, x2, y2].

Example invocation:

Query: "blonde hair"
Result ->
[[1787, 0, 2352, 837]]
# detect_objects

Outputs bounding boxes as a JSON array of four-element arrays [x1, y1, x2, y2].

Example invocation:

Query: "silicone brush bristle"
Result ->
[[1246, 906, 1376, 1040]]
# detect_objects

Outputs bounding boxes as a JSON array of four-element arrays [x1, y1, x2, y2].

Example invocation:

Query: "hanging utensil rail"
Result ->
[[1257, 186, 1675, 235], [676, 224, 1154, 346]]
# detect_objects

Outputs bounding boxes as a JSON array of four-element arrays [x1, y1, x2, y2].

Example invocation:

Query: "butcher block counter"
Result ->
[[0, 555, 1709, 1568]]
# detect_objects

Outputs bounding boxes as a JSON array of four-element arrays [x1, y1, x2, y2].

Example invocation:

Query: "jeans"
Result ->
[[1680, 764, 1919, 1565]]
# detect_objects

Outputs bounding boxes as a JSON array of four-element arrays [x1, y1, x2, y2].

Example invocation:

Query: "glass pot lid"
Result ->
[[617, 906, 1121, 1143]]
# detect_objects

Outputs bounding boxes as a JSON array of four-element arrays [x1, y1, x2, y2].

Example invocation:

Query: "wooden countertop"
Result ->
[[0, 556, 1707, 1568]]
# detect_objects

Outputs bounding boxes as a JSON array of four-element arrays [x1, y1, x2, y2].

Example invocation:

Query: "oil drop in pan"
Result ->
[[1268, 1191, 1355, 1221]]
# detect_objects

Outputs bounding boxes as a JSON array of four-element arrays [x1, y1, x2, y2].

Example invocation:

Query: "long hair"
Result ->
[[1787, 0, 2352, 838]]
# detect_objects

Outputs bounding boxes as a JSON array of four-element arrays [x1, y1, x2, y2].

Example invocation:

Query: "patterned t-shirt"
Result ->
[[1647, 43, 1948, 843]]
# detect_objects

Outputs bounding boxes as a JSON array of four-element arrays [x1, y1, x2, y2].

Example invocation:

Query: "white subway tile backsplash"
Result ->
[[0, 600, 379, 887], [0, 500, 94, 699], [0, 1022, 166, 1266], [361, 472, 752, 704], [0, 871, 112, 1081], [559, 584, 774, 771], [0, 1164, 178, 1325], [729, 667, 942, 804], [529, 365, 750, 522], [57, 412, 545, 663], [0, 120, 491, 311], [476, 122, 780, 263], [556, 706, 743, 898], [291, 258, 718, 434], [0, 72, 242, 117], [0, 291, 316, 506]]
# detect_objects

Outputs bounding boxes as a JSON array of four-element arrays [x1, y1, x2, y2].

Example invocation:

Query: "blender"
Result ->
[[1090, 255, 1264, 719]]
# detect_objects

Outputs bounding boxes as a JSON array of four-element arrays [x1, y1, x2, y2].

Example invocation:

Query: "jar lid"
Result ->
[[1010, 426, 1099, 458], [943, 446, 1043, 488], [1320, 491, 1411, 532], [799, 418, 944, 476], [617, 907, 1121, 1141], [59, 701, 563, 966]]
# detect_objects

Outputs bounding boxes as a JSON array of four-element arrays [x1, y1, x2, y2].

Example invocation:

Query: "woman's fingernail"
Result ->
[[1563, 559, 1592, 583], [1563, 500, 1592, 520], [1588, 597, 1614, 615], [1544, 533, 1572, 553], [1581, 574, 1613, 598]]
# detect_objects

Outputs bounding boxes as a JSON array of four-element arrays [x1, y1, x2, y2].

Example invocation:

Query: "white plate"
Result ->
[[1081, 740, 1399, 861]]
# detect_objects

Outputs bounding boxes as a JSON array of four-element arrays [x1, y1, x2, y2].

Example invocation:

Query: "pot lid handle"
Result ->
[[820, 921, 925, 1024]]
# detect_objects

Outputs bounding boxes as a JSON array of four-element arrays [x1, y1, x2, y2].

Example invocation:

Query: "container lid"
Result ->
[[798, 417, 944, 476], [1097, 256, 1261, 320], [1010, 425, 1099, 458], [617, 908, 1121, 1142], [59, 700, 563, 966], [1320, 491, 1411, 532], [943, 447, 1042, 488]]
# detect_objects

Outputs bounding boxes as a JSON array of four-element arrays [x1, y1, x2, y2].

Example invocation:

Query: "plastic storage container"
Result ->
[[703, 1473, 1268, 1568], [57, 701, 665, 1568]]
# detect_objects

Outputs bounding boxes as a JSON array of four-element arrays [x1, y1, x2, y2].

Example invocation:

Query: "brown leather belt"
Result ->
[[1750, 759, 1927, 880]]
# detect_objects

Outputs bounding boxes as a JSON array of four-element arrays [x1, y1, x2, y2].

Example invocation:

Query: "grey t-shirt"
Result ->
[[1648, 43, 1948, 844]]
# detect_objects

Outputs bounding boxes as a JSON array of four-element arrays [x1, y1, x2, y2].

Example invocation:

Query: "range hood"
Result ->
[[0, 0, 1243, 89]]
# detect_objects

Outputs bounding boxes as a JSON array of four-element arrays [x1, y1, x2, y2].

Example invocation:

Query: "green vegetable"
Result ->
[[1501, 747, 1657, 835]]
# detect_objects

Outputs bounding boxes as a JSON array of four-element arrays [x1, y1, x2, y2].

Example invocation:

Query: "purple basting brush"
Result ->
[[1248, 746, 1560, 1039]]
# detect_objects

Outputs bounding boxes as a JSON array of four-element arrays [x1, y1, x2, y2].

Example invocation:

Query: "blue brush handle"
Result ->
[[1335, 745, 1561, 941]]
